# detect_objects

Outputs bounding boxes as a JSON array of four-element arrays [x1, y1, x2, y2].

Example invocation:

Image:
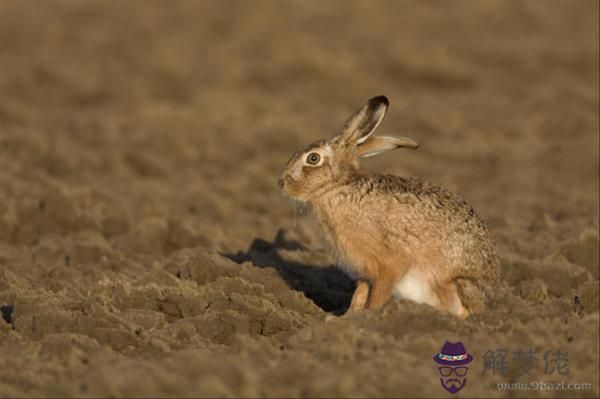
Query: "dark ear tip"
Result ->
[[370, 95, 389, 107]]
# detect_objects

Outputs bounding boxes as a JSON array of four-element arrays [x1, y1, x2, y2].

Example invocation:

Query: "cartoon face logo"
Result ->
[[438, 365, 469, 393], [433, 341, 473, 394]]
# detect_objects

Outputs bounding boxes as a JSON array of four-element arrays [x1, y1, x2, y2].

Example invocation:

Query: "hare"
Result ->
[[278, 95, 500, 319]]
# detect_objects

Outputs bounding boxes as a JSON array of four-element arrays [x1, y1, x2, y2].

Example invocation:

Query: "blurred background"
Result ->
[[0, 1, 598, 397]]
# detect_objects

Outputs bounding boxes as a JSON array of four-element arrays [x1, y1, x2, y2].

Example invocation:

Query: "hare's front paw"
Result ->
[[324, 314, 338, 323]]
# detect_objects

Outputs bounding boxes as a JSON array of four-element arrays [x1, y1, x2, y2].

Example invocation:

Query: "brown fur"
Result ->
[[279, 96, 500, 318]]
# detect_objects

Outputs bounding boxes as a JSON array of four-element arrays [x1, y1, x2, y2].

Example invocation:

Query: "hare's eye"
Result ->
[[306, 152, 321, 165]]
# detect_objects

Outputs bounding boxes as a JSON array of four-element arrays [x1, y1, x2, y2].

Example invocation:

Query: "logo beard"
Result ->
[[440, 377, 467, 394]]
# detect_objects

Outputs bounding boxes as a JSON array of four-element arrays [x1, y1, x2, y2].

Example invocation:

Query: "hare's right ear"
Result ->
[[338, 96, 388, 146]]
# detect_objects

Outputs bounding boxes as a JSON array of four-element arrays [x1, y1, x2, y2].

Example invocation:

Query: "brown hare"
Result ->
[[278, 95, 500, 319]]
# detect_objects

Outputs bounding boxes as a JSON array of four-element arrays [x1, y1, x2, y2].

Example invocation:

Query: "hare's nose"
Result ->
[[277, 177, 286, 189]]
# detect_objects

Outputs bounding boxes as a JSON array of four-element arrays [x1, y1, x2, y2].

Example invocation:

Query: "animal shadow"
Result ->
[[223, 229, 354, 314]]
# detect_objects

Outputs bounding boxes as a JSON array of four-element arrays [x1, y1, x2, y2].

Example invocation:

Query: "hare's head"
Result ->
[[278, 95, 419, 201]]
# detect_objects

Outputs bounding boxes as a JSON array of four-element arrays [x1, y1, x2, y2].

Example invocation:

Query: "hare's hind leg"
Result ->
[[349, 280, 369, 311], [434, 281, 469, 319], [455, 278, 487, 315]]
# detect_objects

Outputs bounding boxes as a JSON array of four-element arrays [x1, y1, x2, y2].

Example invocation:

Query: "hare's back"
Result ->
[[369, 175, 478, 218], [365, 174, 493, 246], [369, 174, 498, 276]]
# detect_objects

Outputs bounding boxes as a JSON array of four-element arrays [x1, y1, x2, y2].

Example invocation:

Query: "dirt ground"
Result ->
[[0, 1, 598, 397]]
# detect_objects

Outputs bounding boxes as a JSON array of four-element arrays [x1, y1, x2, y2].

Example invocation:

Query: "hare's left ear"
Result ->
[[356, 135, 419, 157], [339, 95, 389, 146]]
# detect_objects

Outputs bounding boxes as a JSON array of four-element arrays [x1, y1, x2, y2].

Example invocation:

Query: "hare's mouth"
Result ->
[[278, 179, 308, 202], [279, 185, 300, 200]]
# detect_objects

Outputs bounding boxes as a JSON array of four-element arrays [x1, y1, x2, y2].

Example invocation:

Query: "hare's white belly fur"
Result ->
[[392, 270, 440, 307]]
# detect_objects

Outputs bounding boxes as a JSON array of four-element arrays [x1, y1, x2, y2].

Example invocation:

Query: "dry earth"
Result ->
[[0, 1, 598, 397]]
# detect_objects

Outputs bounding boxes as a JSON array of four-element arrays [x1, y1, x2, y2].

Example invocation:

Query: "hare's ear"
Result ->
[[339, 95, 388, 146], [356, 135, 419, 158]]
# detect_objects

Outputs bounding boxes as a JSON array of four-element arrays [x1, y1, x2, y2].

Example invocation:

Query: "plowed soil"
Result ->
[[0, 1, 598, 397]]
